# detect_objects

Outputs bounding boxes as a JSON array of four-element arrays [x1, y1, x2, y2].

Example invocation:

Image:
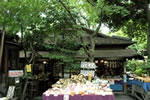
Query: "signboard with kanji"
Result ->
[[8, 70, 23, 77], [6, 86, 15, 99], [26, 64, 32, 72], [80, 62, 96, 69], [80, 70, 95, 76]]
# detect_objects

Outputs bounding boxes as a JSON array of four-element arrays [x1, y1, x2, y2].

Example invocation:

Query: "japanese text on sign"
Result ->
[[26, 64, 32, 72], [8, 70, 23, 77], [81, 62, 96, 69]]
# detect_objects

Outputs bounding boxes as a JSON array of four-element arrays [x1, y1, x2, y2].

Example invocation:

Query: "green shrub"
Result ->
[[126, 60, 148, 76]]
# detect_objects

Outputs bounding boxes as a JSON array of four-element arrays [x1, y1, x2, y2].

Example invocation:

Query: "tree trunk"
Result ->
[[0, 29, 5, 72], [88, 36, 95, 62]]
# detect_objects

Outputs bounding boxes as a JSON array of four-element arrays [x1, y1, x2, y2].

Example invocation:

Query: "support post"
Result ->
[[123, 61, 127, 93], [0, 30, 5, 72]]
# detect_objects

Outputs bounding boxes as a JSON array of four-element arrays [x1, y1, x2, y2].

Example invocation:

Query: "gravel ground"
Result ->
[[115, 93, 135, 100]]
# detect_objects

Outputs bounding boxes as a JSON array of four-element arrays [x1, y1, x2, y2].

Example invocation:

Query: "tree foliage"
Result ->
[[101, 0, 147, 52], [126, 60, 150, 76], [0, 0, 148, 64]]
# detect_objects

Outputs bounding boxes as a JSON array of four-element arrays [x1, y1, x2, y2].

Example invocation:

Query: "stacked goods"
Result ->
[[135, 76, 150, 82], [43, 74, 112, 96]]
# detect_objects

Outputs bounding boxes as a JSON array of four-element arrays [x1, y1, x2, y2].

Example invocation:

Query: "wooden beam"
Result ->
[[4, 45, 8, 73]]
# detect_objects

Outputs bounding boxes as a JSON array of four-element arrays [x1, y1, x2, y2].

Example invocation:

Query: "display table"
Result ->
[[43, 94, 115, 100], [130, 79, 150, 100], [110, 79, 123, 91], [132, 79, 150, 92]]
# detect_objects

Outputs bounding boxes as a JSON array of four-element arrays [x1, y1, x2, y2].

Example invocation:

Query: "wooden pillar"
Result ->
[[62, 64, 64, 78], [0, 30, 5, 72], [16, 48, 19, 69], [123, 60, 127, 93], [4, 46, 8, 73]]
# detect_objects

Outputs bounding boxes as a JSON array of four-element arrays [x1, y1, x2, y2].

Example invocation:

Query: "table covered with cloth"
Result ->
[[43, 94, 115, 100]]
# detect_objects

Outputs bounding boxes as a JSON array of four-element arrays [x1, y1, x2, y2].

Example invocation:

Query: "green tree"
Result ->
[[100, 0, 148, 57], [58, 0, 110, 62], [0, 0, 49, 64], [41, 0, 81, 73]]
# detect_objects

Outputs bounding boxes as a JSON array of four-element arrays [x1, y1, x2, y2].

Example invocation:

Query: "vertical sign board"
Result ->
[[64, 94, 69, 100], [6, 86, 15, 99], [26, 64, 32, 72], [80, 62, 96, 76]]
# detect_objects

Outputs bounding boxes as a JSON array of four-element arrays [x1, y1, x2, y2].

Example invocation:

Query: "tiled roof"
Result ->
[[76, 49, 143, 60]]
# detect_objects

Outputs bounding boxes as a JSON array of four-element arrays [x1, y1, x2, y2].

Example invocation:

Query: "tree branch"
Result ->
[[93, 2, 106, 37], [29, 42, 35, 63], [58, 0, 99, 36], [58, 0, 77, 24], [20, 24, 30, 64], [86, 0, 95, 6], [23, 48, 29, 64]]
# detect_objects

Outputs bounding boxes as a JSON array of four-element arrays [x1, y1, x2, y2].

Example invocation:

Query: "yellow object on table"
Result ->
[[88, 72, 92, 81]]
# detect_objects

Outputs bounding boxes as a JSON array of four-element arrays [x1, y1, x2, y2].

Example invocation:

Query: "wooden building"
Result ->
[[76, 28, 144, 92], [0, 31, 19, 73], [19, 28, 143, 93], [76, 28, 143, 70], [0, 31, 20, 97], [76, 28, 143, 60], [19, 28, 143, 79]]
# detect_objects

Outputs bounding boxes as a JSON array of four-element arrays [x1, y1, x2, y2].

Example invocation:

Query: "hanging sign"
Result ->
[[8, 70, 23, 77], [26, 64, 32, 72], [81, 62, 96, 69]]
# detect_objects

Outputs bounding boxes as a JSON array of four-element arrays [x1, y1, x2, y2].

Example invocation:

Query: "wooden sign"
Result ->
[[109, 79, 115, 85], [80, 70, 95, 76], [6, 86, 15, 99], [64, 74, 70, 78], [81, 62, 96, 69], [64, 94, 69, 100], [8, 70, 23, 77]]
